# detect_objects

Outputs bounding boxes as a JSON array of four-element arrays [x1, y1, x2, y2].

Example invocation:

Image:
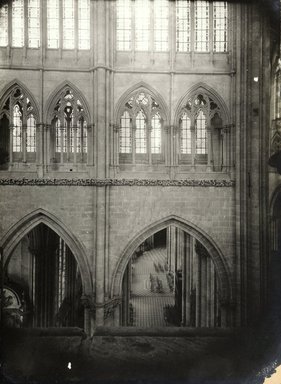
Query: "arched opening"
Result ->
[[121, 225, 221, 328], [3, 223, 84, 329]]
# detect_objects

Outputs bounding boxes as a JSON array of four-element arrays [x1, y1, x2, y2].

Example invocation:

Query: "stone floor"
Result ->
[[130, 247, 174, 327], [2, 325, 281, 384]]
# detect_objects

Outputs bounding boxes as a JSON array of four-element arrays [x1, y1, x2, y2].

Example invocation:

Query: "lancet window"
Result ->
[[178, 91, 229, 170], [49, 88, 88, 164], [118, 90, 165, 164], [0, 86, 37, 165]]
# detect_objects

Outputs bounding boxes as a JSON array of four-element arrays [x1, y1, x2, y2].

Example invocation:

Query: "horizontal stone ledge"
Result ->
[[0, 178, 235, 187], [93, 326, 237, 337], [3, 326, 86, 338]]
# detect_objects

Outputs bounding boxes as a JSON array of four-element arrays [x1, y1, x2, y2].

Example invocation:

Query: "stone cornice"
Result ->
[[0, 178, 235, 187]]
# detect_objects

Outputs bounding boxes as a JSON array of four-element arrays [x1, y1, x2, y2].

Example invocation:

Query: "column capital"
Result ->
[[81, 293, 96, 313]]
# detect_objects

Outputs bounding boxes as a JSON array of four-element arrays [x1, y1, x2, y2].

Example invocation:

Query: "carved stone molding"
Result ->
[[103, 298, 122, 319], [81, 295, 121, 318], [81, 294, 96, 313], [0, 178, 235, 187]]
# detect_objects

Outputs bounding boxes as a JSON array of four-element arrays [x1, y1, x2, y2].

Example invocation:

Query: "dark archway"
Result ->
[[4, 223, 84, 328], [1, 209, 92, 332], [112, 216, 233, 328]]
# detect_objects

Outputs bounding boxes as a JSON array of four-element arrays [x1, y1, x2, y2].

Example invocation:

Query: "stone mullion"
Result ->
[[164, 125, 170, 167], [22, 101, 27, 163], [74, 0, 78, 55], [206, 123, 212, 171], [44, 124, 49, 167], [22, 124, 27, 163], [73, 115, 77, 164], [7, 1, 12, 57], [23, 0, 28, 56], [132, 117, 136, 165], [148, 121, 152, 165], [191, 119, 195, 167], [60, 116, 64, 164], [9, 123, 14, 165]]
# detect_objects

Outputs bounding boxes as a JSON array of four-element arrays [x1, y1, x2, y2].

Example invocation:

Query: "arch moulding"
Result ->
[[0, 79, 40, 120], [174, 82, 231, 126], [1, 208, 92, 295], [114, 81, 170, 123], [111, 215, 233, 305], [44, 80, 91, 123]]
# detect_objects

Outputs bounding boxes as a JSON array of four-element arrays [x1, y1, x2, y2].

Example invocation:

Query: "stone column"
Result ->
[[200, 254, 207, 327], [195, 252, 201, 327], [94, 0, 108, 327], [182, 233, 192, 326]]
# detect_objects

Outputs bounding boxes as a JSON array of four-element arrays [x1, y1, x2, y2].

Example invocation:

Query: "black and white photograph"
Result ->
[[0, 0, 281, 383]]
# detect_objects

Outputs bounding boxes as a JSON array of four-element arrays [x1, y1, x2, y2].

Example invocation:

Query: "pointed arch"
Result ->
[[0, 79, 40, 120], [44, 81, 91, 123], [115, 81, 169, 123], [1, 209, 92, 295], [111, 215, 233, 305], [174, 82, 230, 126]]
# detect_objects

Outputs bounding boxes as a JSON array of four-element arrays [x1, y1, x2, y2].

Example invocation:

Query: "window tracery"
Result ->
[[0, 86, 37, 164], [178, 91, 227, 169], [50, 88, 88, 164], [118, 90, 165, 164]]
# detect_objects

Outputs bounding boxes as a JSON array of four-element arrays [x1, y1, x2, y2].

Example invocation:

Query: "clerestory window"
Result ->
[[0, 0, 40, 48], [176, 0, 228, 53], [118, 90, 165, 164], [116, 0, 169, 52], [47, 0, 90, 50], [50, 88, 88, 164], [0, 0, 90, 50]]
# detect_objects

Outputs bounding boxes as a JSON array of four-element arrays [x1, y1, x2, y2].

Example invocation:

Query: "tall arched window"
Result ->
[[49, 88, 88, 165], [178, 91, 228, 170], [0, 85, 37, 166], [118, 90, 165, 165]]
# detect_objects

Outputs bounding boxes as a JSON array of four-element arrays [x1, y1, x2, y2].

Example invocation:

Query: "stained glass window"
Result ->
[[116, 0, 132, 51], [47, 0, 59, 48], [176, 0, 191, 52], [154, 0, 169, 51], [213, 2, 227, 52], [151, 113, 161, 153], [63, 0, 75, 49], [135, 111, 147, 153], [135, 0, 150, 51], [12, 0, 24, 47], [28, 0, 40, 48], [78, 0, 90, 50], [0, 5, 8, 47], [120, 111, 131, 153], [180, 114, 191, 154], [195, 110, 207, 154], [195, 1, 209, 52]]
